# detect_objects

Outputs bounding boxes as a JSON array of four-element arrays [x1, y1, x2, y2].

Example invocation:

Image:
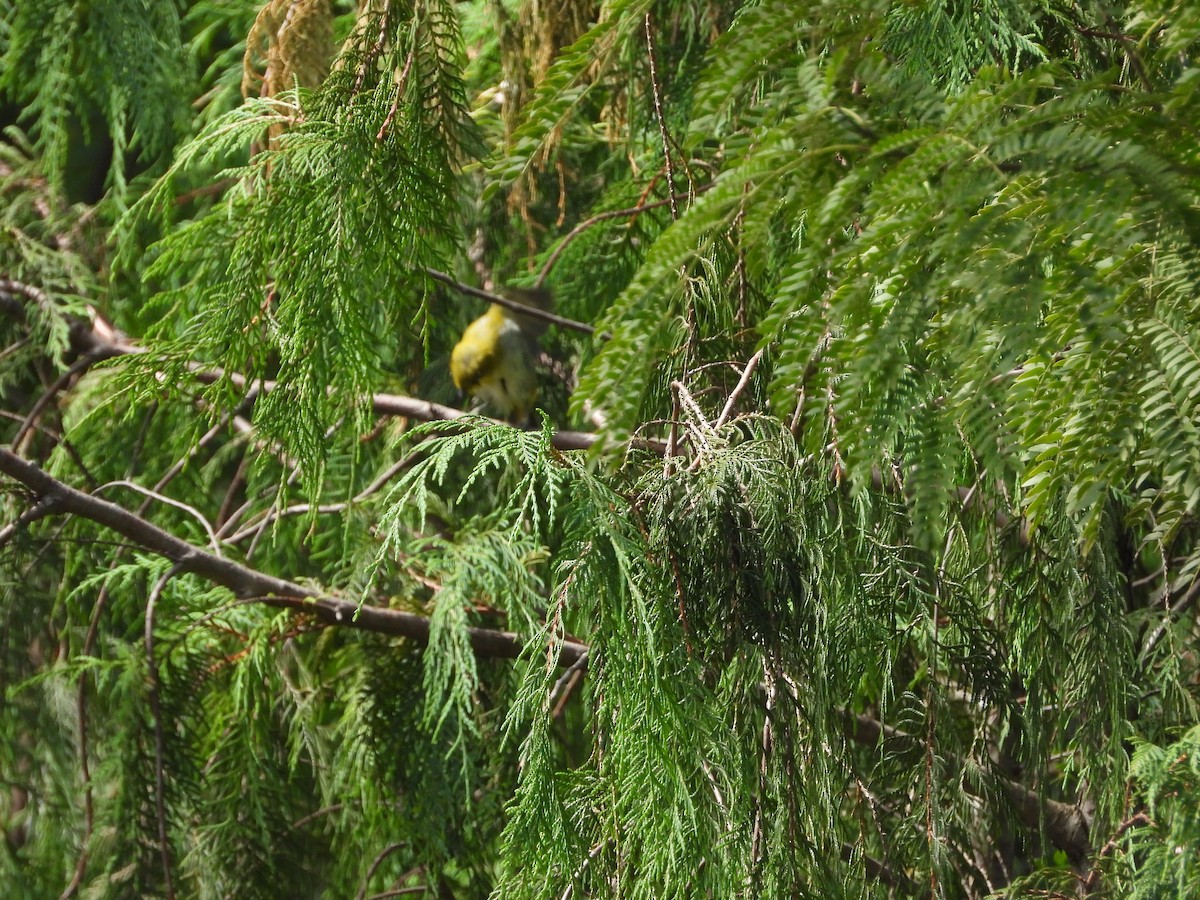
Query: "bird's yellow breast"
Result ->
[[450, 305, 538, 423]]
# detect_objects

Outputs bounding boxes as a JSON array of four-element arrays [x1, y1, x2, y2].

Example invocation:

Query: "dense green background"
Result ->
[[2, 1, 1199, 896]]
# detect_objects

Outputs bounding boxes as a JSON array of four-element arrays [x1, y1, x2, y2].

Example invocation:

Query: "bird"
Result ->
[[450, 288, 551, 425]]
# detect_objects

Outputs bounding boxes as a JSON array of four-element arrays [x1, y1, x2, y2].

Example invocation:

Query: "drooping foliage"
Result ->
[[2, 0, 1200, 897]]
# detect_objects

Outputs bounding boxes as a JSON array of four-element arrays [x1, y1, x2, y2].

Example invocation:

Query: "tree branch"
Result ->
[[423, 268, 598, 336], [4, 301, 613, 453], [844, 710, 1091, 863], [0, 492, 61, 550], [1081, 810, 1151, 893], [0, 450, 587, 666]]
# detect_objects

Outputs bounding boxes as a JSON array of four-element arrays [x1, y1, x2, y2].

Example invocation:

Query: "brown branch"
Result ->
[[1, 300, 615, 453], [0, 278, 52, 311], [0, 493, 61, 550], [222, 450, 420, 544], [1076, 26, 1153, 91], [290, 803, 344, 831], [0, 284, 665, 459], [714, 348, 764, 430], [12, 352, 100, 451], [0, 450, 588, 667], [423, 268, 597, 336], [549, 650, 589, 719], [376, 49, 415, 143], [1142, 574, 1200, 659], [0, 410, 97, 488], [4, 288, 1019, 533], [643, 13, 679, 221], [356, 842, 410, 900], [1081, 810, 1151, 893], [172, 177, 237, 207], [352, 0, 394, 96], [202, 369, 611, 453], [58, 670, 92, 899]]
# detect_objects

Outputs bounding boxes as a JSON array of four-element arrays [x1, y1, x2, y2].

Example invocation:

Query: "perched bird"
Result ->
[[450, 288, 552, 425]]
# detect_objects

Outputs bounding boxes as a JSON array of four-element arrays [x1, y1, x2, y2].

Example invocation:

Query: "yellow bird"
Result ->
[[450, 289, 550, 425]]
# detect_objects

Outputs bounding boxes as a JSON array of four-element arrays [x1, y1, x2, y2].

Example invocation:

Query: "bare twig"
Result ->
[[643, 13, 679, 220], [549, 651, 589, 718], [376, 48, 415, 143], [11, 352, 99, 452], [291, 803, 344, 831], [353, 0, 394, 96], [141, 413, 237, 514], [1077, 26, 1153, 90], [423, 268, 597, 335], [173, 177, 237, 207], [714, 348, 765, 430], [96, 480, 222, 556], [223, 450, 420, 544], [838, 843, 919, 893], [0, 494, 60, 550], [0, 294, 628, 452], [1081, 810, 1151, 893], [0, 278, 52, 310], [356, 842, 410, 900]]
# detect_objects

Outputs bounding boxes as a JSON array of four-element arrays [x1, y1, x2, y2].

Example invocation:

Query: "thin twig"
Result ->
[[140, 413, 236, 516], [843, 709, 1091, 861], [549, 651, 589, 718], [559, 841, 605, 900], [1080, 810, 1151, 892], [1142, 575, 1200, 659], [0, 297, 627, 452], [535, 185, 713, 286], [423, 268, 597, 335], [1077, 26, 1153, 90], [146, 564, 183, 900], [356, 842, 410, 900], [0, 494, 60, 550], [0, 410, 97, 487], [215, 450, 251, 531], [223, 450, 419, 544], [291, 803, 344, 831], [0, 278, 52, 310], [173, 177, 237, 207], [714, 348, 765, 430], [376, 48, 415, 143], [12, 352, 99, 451], [643, 13, 678, 220], [353, 0, 394, 96], [96, 480, 222, 556]]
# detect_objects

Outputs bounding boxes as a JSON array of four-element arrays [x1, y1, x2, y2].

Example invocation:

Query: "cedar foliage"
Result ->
[[1, 0, 1199, 897]]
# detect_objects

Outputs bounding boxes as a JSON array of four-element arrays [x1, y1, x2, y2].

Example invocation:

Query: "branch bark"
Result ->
[[0, 449, 587, 666], [3, 298, 614, 453]]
